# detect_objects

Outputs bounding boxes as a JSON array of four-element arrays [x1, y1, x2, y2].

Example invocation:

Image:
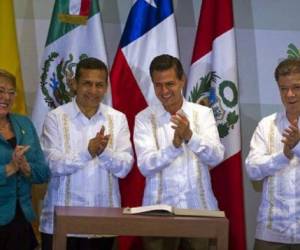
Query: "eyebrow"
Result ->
[[0, 87, 16, 90]]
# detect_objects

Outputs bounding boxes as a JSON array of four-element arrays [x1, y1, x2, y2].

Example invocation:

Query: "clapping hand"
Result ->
[[282, 119, 300, 159], [6, 145, 30, 176], [88, 126, 111, 158], [170, 111, 192, 148]]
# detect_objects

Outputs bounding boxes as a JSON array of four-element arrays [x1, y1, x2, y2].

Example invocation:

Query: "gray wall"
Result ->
[[14, 1, 300, 249]]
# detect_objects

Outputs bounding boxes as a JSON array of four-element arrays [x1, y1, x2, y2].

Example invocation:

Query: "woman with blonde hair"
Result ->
[[0, 69, 49, 250]]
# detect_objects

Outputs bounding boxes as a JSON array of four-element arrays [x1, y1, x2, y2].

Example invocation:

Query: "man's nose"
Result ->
[[90, 84, 98, 93], [161, 85, 169, 94], [287, 88, 296, 97]]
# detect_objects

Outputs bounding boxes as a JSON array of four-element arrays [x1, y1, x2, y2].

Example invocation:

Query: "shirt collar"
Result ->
[[181, 99, 189, 115], [70, 98, 104, 120], [278, 110, 300, 127], [150, 97, 188, 119]]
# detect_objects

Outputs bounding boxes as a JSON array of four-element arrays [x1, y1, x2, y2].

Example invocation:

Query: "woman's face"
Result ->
[[0, 77, 16, 118]]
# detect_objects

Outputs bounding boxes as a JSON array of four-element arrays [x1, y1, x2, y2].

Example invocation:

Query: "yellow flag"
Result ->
[[0, 0, 26, 114]]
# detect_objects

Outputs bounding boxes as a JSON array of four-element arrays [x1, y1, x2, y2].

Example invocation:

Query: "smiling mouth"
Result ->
[[161, 95, 172, 100], [0, 103, 9, 108], [288, 101, 297, 105]]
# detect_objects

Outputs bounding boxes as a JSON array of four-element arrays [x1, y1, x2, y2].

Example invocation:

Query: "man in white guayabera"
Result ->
[[39, 57, 133, 250], [134, 54, 225, 250], [246, 58, 300, 250]]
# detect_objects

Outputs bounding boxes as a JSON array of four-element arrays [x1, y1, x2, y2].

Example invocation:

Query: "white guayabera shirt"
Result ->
[[39, 99, 133, 234], [246, 112, 300, 244], [134, 99, 224, 210]]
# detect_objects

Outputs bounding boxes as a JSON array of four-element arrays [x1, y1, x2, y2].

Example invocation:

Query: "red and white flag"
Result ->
[[186, 0, 246, 249]]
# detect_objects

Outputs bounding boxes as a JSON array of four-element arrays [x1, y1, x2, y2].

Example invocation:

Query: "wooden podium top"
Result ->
[[53, 206, 229, 250]]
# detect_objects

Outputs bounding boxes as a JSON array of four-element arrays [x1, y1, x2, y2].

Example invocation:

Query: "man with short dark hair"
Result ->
[[134, 54, 225, 250], [246, 58, 300, 250], [39, 57, 133, 250]]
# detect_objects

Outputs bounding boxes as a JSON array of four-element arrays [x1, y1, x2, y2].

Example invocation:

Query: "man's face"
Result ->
[[152, 67, 184, 114], [74, 68, 107, 115], [278, 73, 300, 119]]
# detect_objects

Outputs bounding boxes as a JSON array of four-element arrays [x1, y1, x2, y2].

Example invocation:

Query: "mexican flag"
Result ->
[[186, 0, 246, 249], [32, 0, 109, 135]]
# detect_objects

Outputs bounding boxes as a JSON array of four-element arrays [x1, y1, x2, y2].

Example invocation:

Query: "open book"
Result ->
[[123, 204, 225, 218]]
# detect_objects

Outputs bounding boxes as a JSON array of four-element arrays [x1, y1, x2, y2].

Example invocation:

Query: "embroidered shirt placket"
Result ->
[[192, 110, 207, 209], [62, 114, 71, 206], [267, 119, 275, 229], [151, 114, 162, 204], [107, 114, 114, 207]]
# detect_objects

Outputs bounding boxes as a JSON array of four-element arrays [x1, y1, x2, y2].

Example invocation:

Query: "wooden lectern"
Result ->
[[53, 206, 229, 250]]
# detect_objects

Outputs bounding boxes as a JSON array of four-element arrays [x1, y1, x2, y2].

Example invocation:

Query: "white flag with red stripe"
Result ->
[[32, 0, 109, 135], [186, 0, 246, 249]]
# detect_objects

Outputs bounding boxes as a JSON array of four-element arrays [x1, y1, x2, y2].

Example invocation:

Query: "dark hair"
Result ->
[[0, 69, 16, 88], [75, 57, 108, 81], [274, 58, 300, 81], [149, 54, 184, 80]]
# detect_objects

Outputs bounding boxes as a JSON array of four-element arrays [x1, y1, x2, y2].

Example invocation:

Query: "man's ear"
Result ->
[[101, 81, 108, 95], [67, 77, 77, 96], [72, 79, 78, 91], [181, 74, 186, 87]]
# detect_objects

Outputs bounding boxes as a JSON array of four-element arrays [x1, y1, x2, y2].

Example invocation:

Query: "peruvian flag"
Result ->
[[110, 0, 178, 249], [185, 0, 246, 249]]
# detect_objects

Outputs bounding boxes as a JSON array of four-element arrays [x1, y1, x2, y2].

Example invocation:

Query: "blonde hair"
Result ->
[[0, 69, 16, 88]]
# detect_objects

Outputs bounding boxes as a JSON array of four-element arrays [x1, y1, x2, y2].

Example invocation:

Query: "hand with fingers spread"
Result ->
[[281, 119, 300, 159], [170, 112, 192, 147], [88, 125, 111, 158]]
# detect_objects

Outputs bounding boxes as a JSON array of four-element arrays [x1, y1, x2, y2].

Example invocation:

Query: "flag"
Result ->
[[110, 0, 179, 249], [32, 0, 109, 135], [186, 0, 246, 249], [0, 0, 26, 114]]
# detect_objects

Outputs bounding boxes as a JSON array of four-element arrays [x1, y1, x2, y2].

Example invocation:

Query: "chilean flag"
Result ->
[[110, 1, 179, 249], [110, 0, 179, 207], [186, 0, 246, 249]]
